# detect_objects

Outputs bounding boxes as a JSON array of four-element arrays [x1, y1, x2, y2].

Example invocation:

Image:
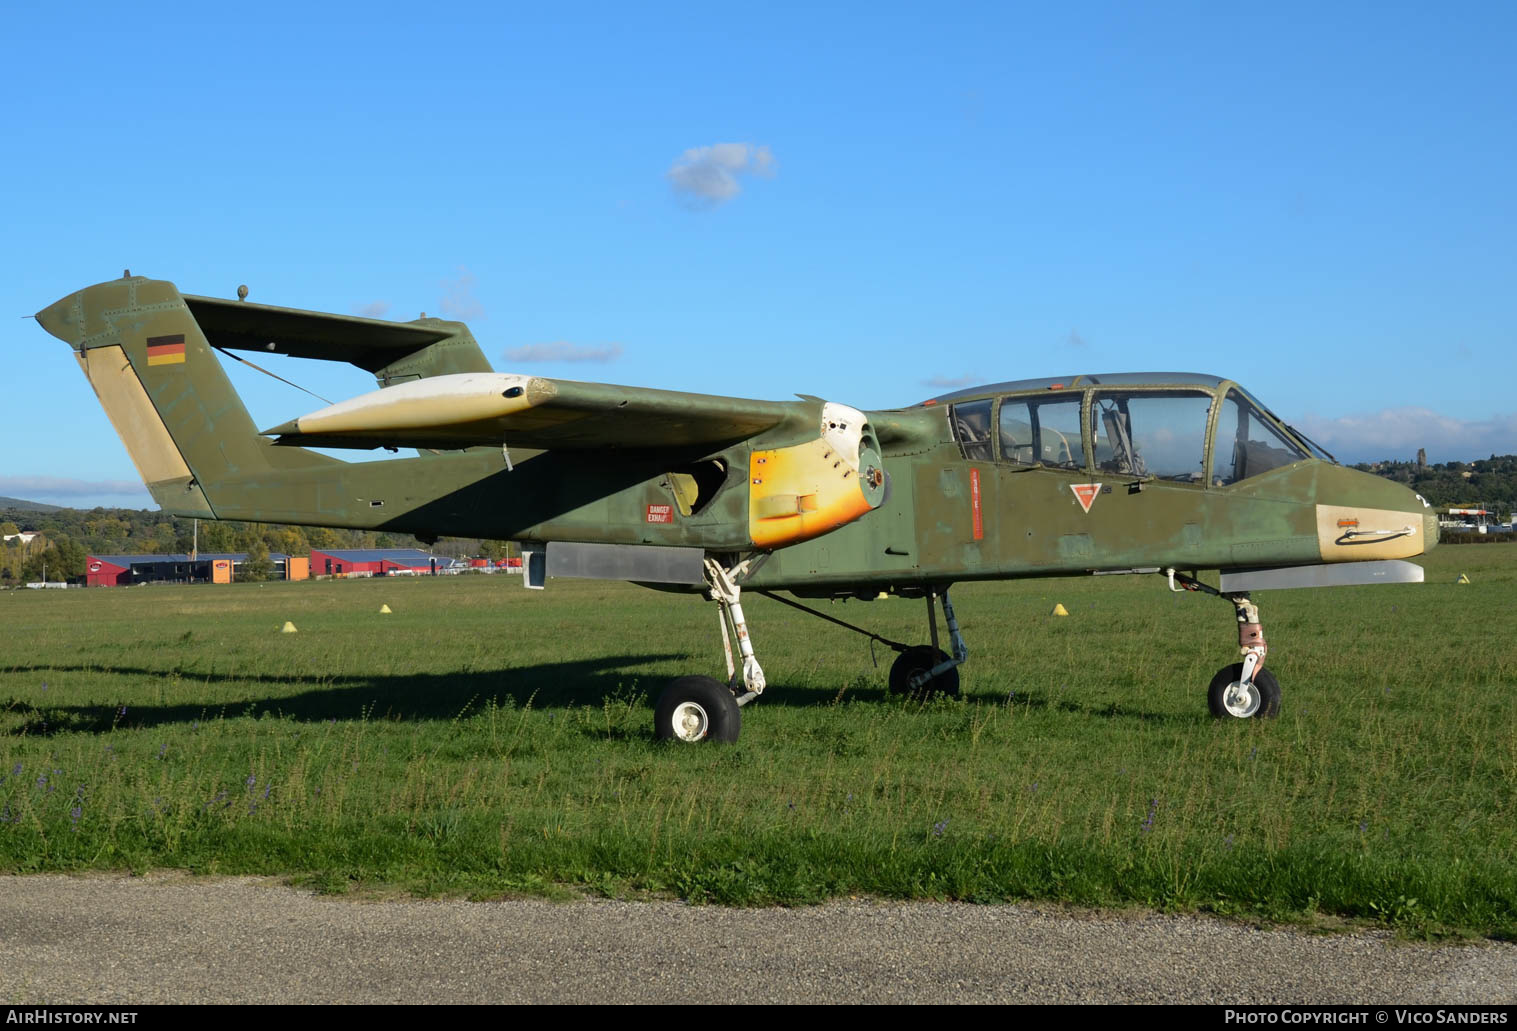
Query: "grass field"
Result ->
[[1, 544, 1513, 938]]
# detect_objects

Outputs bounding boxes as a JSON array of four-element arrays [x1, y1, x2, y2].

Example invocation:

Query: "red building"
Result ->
[[309, 548, 455, 577], [85, 553, 287, 586]]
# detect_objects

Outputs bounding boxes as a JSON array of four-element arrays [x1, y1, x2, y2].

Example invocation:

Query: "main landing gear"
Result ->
[[652, 558, 761, 744], [754, 585, 967, 700], [1166, 569, 1281, 719], [885, 589, 967, 699], [653, 563, 971, 743]]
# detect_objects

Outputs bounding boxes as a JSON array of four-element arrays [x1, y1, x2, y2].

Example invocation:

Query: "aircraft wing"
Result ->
[[262, 372, 797, 451]]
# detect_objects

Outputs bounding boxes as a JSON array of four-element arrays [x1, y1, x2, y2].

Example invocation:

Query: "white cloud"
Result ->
[[439, 267, 484, 321], [922, 374, 979, 389], [503, 342, 624, 364], [352, 301, 391, 319], [1293, 407, 1517, 464], [666, 143, 776, 208]]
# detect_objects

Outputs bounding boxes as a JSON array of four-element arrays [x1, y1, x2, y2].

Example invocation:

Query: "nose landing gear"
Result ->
[[1166, 569, 1281, 720]]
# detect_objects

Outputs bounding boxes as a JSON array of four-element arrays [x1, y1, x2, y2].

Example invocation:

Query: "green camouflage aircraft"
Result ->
[[38, 274, 1437, 742]]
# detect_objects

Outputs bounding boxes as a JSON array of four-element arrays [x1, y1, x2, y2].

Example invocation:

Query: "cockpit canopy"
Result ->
[[932, 373, 1334, 486]]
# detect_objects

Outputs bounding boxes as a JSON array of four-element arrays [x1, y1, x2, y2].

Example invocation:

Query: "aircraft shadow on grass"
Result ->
[[1, 654, 913, 737]]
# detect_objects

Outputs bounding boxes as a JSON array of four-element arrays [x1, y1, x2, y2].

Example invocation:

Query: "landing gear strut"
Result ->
[[654, 565, 974, 743], [1166, 569, 1281, 719], [757, 584, 968, 699], [653, 557, 766, 743], [887, 588, 966, 698]]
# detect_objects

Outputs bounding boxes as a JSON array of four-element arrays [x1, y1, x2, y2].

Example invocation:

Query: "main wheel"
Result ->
[[1207, 663, 1281, 719], [654, 675, 742, 743], [888, 646, 961, 699]]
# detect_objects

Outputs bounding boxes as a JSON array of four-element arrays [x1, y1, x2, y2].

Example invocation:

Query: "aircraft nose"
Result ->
[[1314, 464, 1434, 562]]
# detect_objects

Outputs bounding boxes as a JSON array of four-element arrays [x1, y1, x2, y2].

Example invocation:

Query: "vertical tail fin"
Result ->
[[35, 275, 336, 517]]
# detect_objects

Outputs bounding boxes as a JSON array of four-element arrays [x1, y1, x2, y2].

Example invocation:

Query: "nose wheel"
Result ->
[[1166, 569, 1282, 720], [1207, 663, 1281, 719]]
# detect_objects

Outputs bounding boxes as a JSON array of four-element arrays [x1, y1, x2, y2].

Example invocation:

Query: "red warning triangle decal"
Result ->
[[1070, 483, 1102, 513]]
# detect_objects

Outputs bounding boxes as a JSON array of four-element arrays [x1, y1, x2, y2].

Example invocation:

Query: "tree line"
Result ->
[[0, 507, 510, 585], [1352, 454, 1517, 517]]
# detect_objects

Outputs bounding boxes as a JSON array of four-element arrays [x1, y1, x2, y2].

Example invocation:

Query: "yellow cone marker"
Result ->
[[379, 604, 392, 614], [281, 621, 298, 633], [1456, 573, 1471, 584], [1052, 603, 1069, 616]]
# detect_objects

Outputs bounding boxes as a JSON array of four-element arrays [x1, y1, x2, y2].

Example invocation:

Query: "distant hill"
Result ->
[[0, 497, 62, 514], [1354, 454, 1516, 515]]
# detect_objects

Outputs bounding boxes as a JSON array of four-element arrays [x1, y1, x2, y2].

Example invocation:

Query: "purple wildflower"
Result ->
[[1141, 798, 1159, 834], [932, 818, 949, 838]]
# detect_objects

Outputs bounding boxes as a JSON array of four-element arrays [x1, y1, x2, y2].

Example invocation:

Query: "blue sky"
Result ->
[[4, 1, 1514, 508]]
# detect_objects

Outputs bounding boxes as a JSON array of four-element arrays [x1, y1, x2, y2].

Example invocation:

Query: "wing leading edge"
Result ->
[[262, 372, 798, 451]]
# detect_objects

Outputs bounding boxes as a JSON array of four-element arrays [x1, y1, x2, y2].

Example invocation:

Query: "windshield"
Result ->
[[1214, 390, 1310, 484]]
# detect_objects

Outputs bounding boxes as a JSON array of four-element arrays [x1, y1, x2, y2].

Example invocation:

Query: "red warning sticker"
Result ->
[[970, 468, 983, 540], [1070, 483, 1102, 513], [646, 504, 674, 524]]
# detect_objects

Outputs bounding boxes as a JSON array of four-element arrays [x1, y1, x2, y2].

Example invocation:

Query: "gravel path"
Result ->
[[0, 873, 1512, 1005]]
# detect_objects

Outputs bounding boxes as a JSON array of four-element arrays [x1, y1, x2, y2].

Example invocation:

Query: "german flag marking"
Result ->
[[146, 334, 186, 366]]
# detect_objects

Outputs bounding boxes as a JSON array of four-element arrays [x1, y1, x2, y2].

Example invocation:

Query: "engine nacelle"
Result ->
[[748, 402, 886, 550]]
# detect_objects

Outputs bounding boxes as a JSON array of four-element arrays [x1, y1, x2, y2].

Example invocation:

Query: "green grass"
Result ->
[[0, 544, 1513, 937]]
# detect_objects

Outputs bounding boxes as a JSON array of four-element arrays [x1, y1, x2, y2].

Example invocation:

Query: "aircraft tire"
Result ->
[[1206, 664, 1281, 719], [654, 676, 742, 743], [888, 646, 961, 699]]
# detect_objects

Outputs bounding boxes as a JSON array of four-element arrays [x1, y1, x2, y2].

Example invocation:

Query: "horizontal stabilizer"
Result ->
[[1219, 560, 1424, 592], [185, 295, 493, 383], [264, 372, 795, 451]]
